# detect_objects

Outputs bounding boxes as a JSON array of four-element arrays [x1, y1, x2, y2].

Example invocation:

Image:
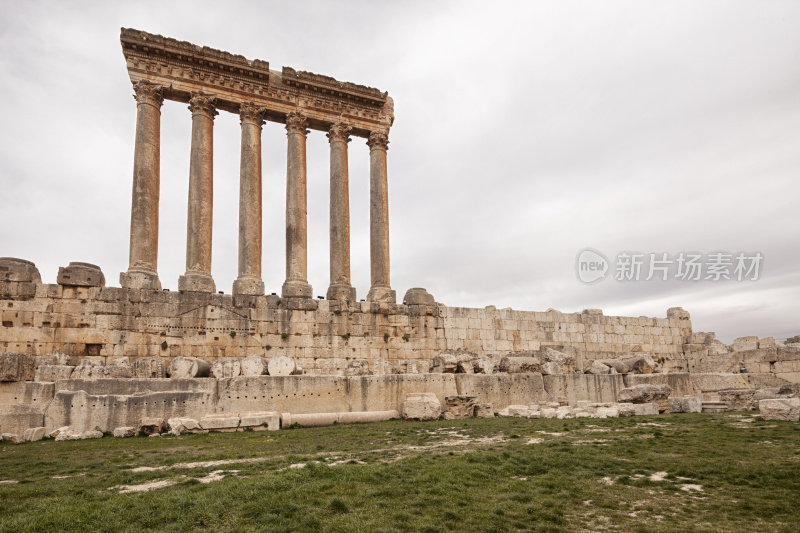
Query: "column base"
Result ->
[[282, 280, 313, 299], [367, 285, 396, 303], [178, 272, 216, 293], [232, 276, 265, 296], [326, 283, 356, 301], [120, 268, 161, 290]]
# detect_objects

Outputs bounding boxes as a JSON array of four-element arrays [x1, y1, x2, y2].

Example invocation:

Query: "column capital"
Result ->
[[285, 111, 308, 136], [327, 122, 352, 143], [367, 130, 389, 151], [239, 101, 265, 126], [188, 92, 219, 120], [132, 80, 164, 108]]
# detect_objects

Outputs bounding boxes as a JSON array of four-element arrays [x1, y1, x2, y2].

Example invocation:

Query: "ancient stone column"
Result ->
[[179, 93, 218, 293], [281, 111, 313, 299], [232, 102, 266, 296], [326, 122, 356, 301], [121, 80, 164, 291], [366, 131, 396, 303]]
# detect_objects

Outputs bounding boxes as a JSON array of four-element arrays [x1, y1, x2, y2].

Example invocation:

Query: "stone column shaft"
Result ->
[[367, 131, 395, 303], [282, 111, 313, 299], [233, 103, 265, 296], [121, 80, 163, 290], [179, 93, 217, 292], [326, 123, 356, 301]]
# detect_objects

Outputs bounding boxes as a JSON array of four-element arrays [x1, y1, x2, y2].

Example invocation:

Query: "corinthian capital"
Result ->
[[285, 111, 308, 136], [133, 80, 164, 108], [367, 130, 389, 151], [239, 102, 265, 126], [188, 92, 219, 119], [327, 122, 352, 144]]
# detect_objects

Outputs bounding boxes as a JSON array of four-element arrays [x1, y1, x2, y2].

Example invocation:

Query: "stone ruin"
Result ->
[[1, 29, 799, 443]]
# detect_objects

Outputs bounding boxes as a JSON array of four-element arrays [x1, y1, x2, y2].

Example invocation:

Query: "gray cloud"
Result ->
[[1, 0, 798, 343]]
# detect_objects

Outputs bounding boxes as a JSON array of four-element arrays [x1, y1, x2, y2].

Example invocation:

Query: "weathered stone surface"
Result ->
[[35, 365, 75, 382], [499, 356, 541, 374], [719, 389, 757, 411], [199, 413, 240, 431], [401, 392, 441, 420], [35, 353, 71, 366], [240, 356, 269, 377], [431, 352, 474, 373], [132, 357, 166, 379], [167, 417, 201, 435], [402, 287, 435, 305], [57, 262, 105, 287], [758, 398, 800, 421], [668, 396, 702, 413], [52, 427, 104, 441], [0, 257, 41, 283], [345, 359, 371, 376], [20, 426, 46, 443], [585, 360, 613, 375], [239, 411, 280, 431], [542, 347, 576, 374], [211, 358, 241, 379], [617, 384, 671, 404], [778, 383, 800, 397], [456, 360, 474, 374], [71, 361, 132, 380], [443, 395, 477, 419], [733, 336, 759, 352], [112, 426, 137, 438], [472, 357, 495, 375], [0, 404, 44, 434], [540, 361, 562, 375], [474, 403, 494, 418], [543, 374, 624, 405], [139, 417, 164, 436], [168, 357, 211, 379], [601, 356, 657, 375], [0, 353, 35, 382], [456, 374, 548, 411], [267, 355, 298, 377]]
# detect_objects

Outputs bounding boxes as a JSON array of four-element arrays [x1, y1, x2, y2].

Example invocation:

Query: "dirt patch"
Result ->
[[131, 457, 267, 472], [681, 484, 703, 492], [115, 479, 180, 494]]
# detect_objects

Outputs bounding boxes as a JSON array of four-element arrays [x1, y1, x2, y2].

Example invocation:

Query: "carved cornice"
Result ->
[[367, 131, 389, 151], [188, 92, 218, 119], [239, 102, 265, 126], [285, 111, 308, 136], [133, 80, 164, 108], [327, 122, 352, 144], [120, 28, 394, 138]]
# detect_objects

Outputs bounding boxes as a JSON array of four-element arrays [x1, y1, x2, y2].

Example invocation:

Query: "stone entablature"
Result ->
[[120, 28, 393, 137]]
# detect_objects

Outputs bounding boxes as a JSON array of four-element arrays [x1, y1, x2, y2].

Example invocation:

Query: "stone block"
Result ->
[[585, 360, 613, 375], [113, 426, 137, 438], [402, 287, 435, 305], [20, 426, 46, 443], [443, 395, 477, 419], [540, 361, 562, 375], [733, 336, 759, 352], [35, 365, 75, 382], [431, 352, 474, 373], [0, 353, 35, 382], [499, 356, 541, 373], [167, 417, 201, 435], [199, 413, 241, 431], [345, 359, 371, 376], [668, 396, 702, 413], [267, 355, 299, 376], [240, 356, 268, 376], [474, 403, 494, 418], [139, 417, 164, 436], [617, 384, 671, 404], [57, 262, 105, 287], [239, 411, 280, 431], [401, 392, 441, 420], [168, 357, 211, 379], [758, 398, 800, 422], [132, 357, 166, 379], [0, 257, 41, 283]]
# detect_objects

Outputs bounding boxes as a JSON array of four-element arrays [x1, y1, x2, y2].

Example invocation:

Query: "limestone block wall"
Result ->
[[0, 279, 692, 375]]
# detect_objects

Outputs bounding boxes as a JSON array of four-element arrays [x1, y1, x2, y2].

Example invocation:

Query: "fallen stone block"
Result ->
[[624, 402, 659, 416], [701, 401, 728, 413], [594, 407, 620, 418], [0, 353, 36, 382], [778, 383, 800, 397], [499, 356, 542, 374], [239, 411, 280, 431], [112, 427, 137, 438], [1, 433, 18, 443], [139, 417, 164, 436], [431, 352, 474, 373], [456, 360, 474, 374], [167, 417, 201, 436], [498, 404, 530, 417], [443, 395, 477, 419], [169, 357, 211, 379], [719, 389, 756, 411], [240, 356, 269, 377], [472, 357, 494, 374], [211, 358, 241, 379], [758, 398, 800, 422], [71, 360, 133, 380], [618, 384, 671, 404], [542, 348, 576, 374], [585, 360, 613, 375], [344, 359, 371, 377], [474, 403, 494, 418], [540, 361, 562, 375], [35, 365, 75, 382], [267, 355, 298, 377], [401, 392, 441, 420], [132, 357, 166, 379], [53, 427, 103, 441], [21, 427, 46, 443], [199, 414, 240, 431], [668, 396, 702, 413]]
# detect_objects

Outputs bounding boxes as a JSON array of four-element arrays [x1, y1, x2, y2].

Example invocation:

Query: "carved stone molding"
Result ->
[[188, 93, 219, 119], [327, 122, 352, 144], [133, 80, 164, 108], [239, 102, 265, 126], [367, 131, 389, 151], [285, 111, 308, 136]]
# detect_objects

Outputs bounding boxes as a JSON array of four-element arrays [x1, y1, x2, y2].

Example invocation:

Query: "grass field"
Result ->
[[1, 412, 799, 532]]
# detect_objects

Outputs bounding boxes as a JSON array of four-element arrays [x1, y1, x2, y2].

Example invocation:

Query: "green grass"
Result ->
[[1, 413, 799, 532]]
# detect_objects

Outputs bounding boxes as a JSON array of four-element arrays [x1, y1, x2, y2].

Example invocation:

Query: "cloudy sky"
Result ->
[[1, 1, 798, 342]]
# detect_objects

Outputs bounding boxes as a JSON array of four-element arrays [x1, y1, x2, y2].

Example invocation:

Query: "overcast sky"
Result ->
[[1, 1, 798, 343]]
